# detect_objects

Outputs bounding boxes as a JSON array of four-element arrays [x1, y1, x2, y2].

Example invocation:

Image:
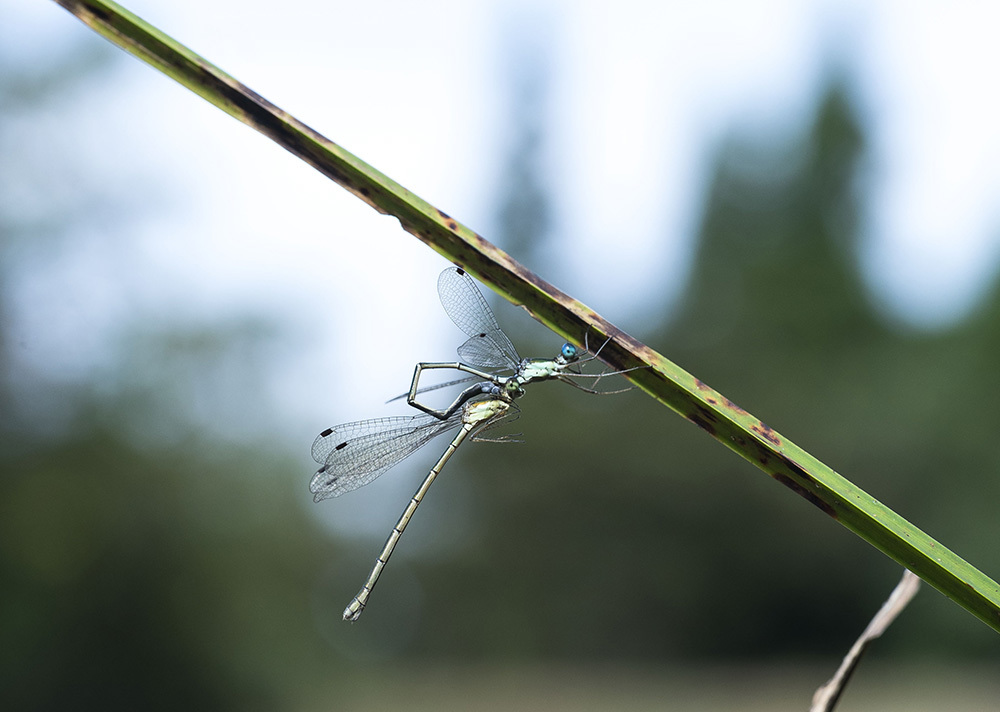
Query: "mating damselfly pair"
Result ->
[[310, 267, 636, 621]]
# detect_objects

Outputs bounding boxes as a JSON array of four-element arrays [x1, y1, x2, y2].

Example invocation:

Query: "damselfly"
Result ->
[[315, 267, 639, 621], [311, 386, 521, 621], [403, 267, 637, 420]]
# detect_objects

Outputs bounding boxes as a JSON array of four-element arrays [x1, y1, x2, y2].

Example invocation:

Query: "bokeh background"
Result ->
[[3, 1, 1000, 709]]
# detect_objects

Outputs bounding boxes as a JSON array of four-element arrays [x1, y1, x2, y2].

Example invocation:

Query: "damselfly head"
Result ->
[[558, 342, 579, 364], [504, 379, 525, 400]]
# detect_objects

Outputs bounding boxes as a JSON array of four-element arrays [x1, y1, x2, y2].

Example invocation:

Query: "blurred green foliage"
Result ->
[[1, 38, 997, 712], [0, 48, 336, 710]]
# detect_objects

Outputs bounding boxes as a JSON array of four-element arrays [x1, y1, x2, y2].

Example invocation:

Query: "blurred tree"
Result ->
[[493, 33, 552, 266], [0, 49, 339, 711]]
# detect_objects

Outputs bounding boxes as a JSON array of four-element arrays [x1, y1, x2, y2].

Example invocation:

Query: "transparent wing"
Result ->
[[310, 410, 463, 501], [457, 335, 516, 369], [438, 267, 519, 370]]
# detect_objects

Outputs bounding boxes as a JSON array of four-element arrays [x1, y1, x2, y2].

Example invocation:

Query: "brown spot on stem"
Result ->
[[687, 404, 719, 437], [723, 397, 747, 416], [774, 474, 836, 517], [773, 457, 837, 518], [751, 421, 782, 447]]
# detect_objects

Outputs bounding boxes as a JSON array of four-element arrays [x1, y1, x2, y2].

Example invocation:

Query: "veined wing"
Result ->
[[438, 267, 519, 371], [310, 410, 463, 501]]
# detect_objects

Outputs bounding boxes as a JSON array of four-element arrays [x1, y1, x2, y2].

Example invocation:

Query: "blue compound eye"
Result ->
[[561, 343, 578, 360]]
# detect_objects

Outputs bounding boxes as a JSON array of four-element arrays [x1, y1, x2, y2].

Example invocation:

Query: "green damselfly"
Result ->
[[311, 387, 520, 621], [403, 266, 637, 419]]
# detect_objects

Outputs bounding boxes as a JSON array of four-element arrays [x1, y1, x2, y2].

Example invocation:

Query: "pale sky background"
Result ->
[[6, 1, 1000, 533]]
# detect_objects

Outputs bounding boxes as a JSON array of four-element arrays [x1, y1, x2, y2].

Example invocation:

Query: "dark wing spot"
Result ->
[[320, 428, 333, 437], [478, 332, 486, 338], [456, 267, 465, 276], [335, 441, 348, 451], [315, 465, 337, 489]]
